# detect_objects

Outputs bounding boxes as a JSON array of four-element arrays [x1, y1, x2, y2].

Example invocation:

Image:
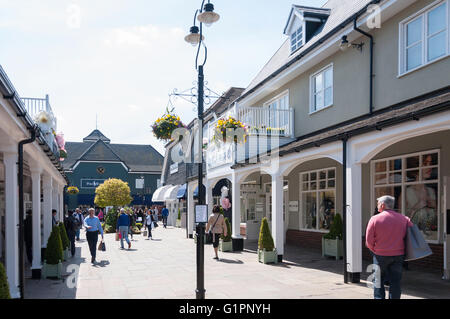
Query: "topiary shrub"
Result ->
[[105, 208, 120, 231], [258, 217, 274, 251], [220, 218, 232, 242], [45, 226, 63, 265], [323, 213, 343, 240], [0, 263, 11, 299], [177, 209, 181, 220], [58, 222, 70, 251]]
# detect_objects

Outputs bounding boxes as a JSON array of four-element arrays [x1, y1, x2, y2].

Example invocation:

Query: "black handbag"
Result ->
[[98, 241, 106, 252]]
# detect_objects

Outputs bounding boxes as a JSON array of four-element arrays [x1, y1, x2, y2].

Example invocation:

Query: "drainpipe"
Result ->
[[342, 136, 348, 284], [18, 125, 37, 299], [353, 18, 374, 115]]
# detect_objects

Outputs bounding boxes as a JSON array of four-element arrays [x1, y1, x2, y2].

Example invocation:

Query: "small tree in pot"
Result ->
[[42, 226, 63, 279], [0, 263, 10, 299], [58, 222, 70, 261], [258, 217, 277, 264], [219, 218, 232, 252], [322, 213, 343, 260]]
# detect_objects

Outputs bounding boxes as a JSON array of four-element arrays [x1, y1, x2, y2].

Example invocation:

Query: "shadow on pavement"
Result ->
[[218, 259, 244, 264], [93, 260, 110, 268]]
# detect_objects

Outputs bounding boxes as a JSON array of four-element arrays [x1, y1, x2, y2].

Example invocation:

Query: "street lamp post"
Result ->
[[185, 0, 220, 300]]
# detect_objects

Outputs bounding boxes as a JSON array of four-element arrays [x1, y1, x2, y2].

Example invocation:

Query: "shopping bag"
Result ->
[[405, 224, 433, 261], [98, 241, 106, 251], [153, 222, 159, 228], [143, 230, 148, 237]]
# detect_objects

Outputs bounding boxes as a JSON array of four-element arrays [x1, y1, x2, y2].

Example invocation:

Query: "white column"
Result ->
[[187, 183, 195, 237], [206, 179, 213, 217], [42, 174, 53, 247], [59, 185, 64, 221], [231, 173, 242, 239], [4, 152, 20, 298], [271, 173, 284, 259], [346, 162, 363, 276], [30, 169, 42, 271]]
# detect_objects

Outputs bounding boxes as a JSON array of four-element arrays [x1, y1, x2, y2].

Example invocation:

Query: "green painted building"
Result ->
[[62, 130, 163, 210]]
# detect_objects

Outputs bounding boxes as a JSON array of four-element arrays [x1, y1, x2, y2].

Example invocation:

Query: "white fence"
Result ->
[[236, 106, 294, 137]]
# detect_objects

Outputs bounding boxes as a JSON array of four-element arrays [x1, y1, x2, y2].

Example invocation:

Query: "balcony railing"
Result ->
[[236, 106, 294, 138], [21, 95, 57, 131]]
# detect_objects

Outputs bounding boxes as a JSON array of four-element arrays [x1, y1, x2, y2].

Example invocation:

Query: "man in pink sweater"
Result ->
[[366, 195, 413, 299]]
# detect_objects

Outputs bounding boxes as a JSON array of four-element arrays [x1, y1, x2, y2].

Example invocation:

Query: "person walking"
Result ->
[[74, 208, 84, 241], [366, 195, 413, 299], [24, 210, 33, 264], [84, 208, 104, 264], [117, 208, 131, 249], [128, 210, 135, 241], [65, 210, 78, 257], [52, 209, 58, 227], [98, 209, 104, 222], [145, 210, 154, 240], [206, 205, 227, 261], [161, 206, 169, 228]]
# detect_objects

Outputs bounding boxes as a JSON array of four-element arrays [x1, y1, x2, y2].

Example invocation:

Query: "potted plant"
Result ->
[[219, 218, 232, 252], [58, 222, 71, 261], [258, 217, 277, 264], [322, 213, 343, 260], [151, 107, 186, 142], [67, 186, 79, 195], [0, 263, 10, 299], [42, 226, 63, 279], [176, 209, 181, 228], [213, 116, 248, 145]]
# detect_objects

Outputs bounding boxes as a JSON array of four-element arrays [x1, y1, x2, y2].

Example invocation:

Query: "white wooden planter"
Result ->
[[257, 248, 278, 264], [322, 238, 343, 260], [64, 248, 71, 261], [219, 239, 232, 252], [42, 261, 63, 279]]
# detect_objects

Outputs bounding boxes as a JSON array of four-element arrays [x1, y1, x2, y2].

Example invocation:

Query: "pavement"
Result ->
[[24, 223, 450, 299]]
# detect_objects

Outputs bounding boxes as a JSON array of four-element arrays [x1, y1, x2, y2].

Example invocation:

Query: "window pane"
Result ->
[[389, 159, 402, 171], [328, 169, 335, 179], [406, 156, 420, 168], [310, 172, 317, 181], [375, 174, 387, 185], [324, 68, 333, 88], [428, 3, 447, 35], [314, 73, 323, 93], [422, 153, 438, 166], [389, 172, 402, 184], [407, 17, 423, 46], [374, 186, 401, 211], [406, 170, 419, 182], [315, 92, 324, 110], [302, 174, 309, 182], [302, 192, 317, 229], [319, 181, 326, 190], [328, 179, 335, 188], [428, 31, 447, 61], [407, 43, 423, 70], [319, 191, 335, 231], [405, 183, 438, 241], [422, 167, 438, 181], [302, 182, 309, 191], [319, 171, 327, 180], [291, 30, 297, 40], [324, 87, 333, 106], [375, 161, 387, 172], [311, 182, 317, 190]]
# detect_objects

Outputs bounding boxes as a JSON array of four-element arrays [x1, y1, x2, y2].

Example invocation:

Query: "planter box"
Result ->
[[42, 261, 63, 279], [176, 219, 181, 228], [258, 249, 278, 264], [219, 239, 232, 252], [64, 248, 71, 261], [322, 238, 343, 260]]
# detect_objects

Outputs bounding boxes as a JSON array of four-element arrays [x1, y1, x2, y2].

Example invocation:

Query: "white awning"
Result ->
[[164, 185, 182, 201], [152, 185, 172, 202]]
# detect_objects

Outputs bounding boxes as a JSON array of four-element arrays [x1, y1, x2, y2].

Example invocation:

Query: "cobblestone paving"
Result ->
[[25, 223, 450, 299]]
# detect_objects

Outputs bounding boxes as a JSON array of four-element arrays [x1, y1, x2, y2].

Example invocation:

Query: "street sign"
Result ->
[[195, 205, 208, 224]]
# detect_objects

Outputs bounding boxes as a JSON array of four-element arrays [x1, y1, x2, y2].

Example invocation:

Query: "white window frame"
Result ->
[[263, 90, 290, 110], [299, 167, 337, 233], [290, 23, 305, 53], [309, 64, 334, 114], [399, 0, 450, 77], [370, 149, 441, 244]]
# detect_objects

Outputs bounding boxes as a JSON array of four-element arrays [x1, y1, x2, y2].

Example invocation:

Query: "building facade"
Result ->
[[63, 130, 163, 210]]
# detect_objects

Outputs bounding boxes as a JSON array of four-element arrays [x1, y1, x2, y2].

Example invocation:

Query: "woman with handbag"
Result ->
[[145, 210, 154, 240], [206, 205, 227, 261]]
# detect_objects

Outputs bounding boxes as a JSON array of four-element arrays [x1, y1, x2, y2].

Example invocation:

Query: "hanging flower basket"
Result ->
[[213, 116, 248, 145], [151, 110, 186, 141], [67, 186, 79, 195]]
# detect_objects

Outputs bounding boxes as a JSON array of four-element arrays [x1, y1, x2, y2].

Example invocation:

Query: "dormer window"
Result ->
[[284, 5, 330, 54], [290, 25, 304, 52]]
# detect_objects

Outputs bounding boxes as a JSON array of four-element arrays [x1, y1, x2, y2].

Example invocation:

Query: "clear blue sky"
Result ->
[[0, 0, 327, 154]]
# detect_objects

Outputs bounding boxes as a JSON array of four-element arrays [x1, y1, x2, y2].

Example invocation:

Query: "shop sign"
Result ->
[[80, 179, 105, 189], [289, 201, 299, 212]]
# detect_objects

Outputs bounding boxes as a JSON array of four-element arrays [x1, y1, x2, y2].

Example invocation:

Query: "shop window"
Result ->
[[372, 150, 440, 242], [300, 167, 336, 231]]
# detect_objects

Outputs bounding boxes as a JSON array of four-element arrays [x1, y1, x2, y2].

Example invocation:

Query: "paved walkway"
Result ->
[[25, 223, 450, 299]]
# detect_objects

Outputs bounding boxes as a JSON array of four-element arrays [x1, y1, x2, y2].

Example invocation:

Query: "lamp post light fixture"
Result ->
[[184, 0, 220, 300], [340, 35, 365, 52]]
